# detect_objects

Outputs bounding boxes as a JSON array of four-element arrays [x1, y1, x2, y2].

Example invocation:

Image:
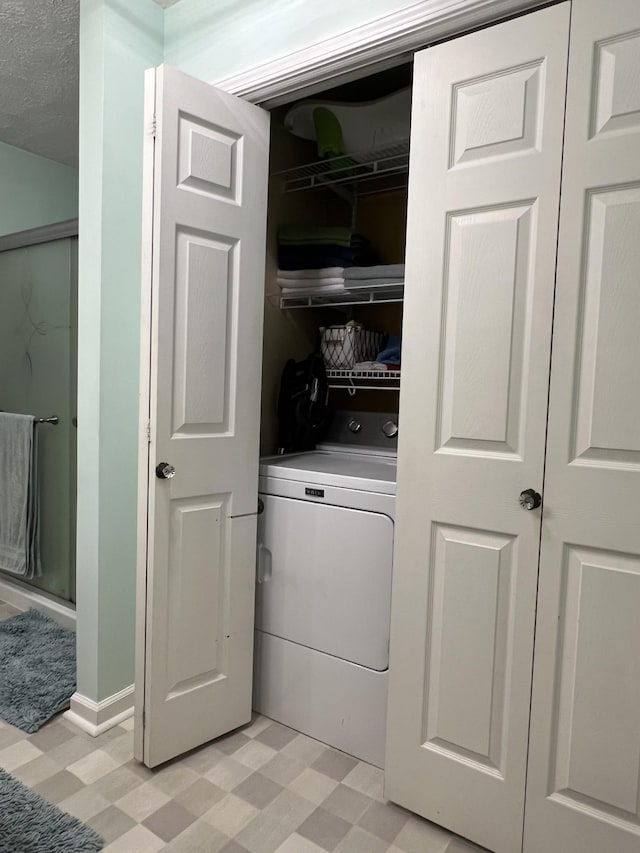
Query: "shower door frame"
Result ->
[[0, 218, 79, 626]]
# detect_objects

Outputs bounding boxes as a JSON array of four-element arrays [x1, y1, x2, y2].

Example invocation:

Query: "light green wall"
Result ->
[[77, 0, 163, 702], [0, 141, 78, 236], [164, 0, 416, 82]]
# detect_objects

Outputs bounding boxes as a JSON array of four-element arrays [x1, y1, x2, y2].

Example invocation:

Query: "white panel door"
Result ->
[[384, 6, 570, 852], [135, 65, 269, 767], [524, 2, 640, 850]]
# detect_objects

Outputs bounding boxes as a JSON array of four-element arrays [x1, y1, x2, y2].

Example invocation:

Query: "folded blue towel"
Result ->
[[376, 335, 402, 366], [278, 244, 378, 270]]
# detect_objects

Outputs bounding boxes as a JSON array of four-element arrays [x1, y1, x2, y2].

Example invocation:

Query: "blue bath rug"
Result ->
[[0, 608, 76, 733], [0, 767, 104, 851]]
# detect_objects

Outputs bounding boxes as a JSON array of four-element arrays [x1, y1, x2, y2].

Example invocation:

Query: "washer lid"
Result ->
[[259, 450, 396, 495]]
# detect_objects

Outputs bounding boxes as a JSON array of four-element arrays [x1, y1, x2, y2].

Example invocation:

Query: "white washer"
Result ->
[[254, 412, 397, 768]]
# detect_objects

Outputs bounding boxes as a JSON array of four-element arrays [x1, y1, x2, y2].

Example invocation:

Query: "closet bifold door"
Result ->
[[134, 65, 270, 768], [384, 5, 570, 853], [523, 2, 640, 851]]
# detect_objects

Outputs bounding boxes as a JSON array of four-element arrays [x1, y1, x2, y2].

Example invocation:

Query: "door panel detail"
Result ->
[[437, 202, 534, 457], [592, 32, 640, 138], [572, 185, 640, 467], [423, 524, 515, 775], [550, 546, 640, 823], [172, 228, 237, 434], [167, 495, 230, 697], [450, 61, 543, 167], [178, 113, 242, 201]]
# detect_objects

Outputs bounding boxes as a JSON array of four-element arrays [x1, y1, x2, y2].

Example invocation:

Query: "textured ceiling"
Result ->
[[0, 0, 79, 167]]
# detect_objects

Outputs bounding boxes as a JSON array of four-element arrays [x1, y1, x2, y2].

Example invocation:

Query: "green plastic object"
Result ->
[[313, 107, 344, 158]]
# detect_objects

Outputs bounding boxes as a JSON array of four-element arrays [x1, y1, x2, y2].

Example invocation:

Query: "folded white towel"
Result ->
[[277, 267, 344, 281], [281, 283, 347, 296], [277, 277, 344, 290], [353, 361, 387, 371]]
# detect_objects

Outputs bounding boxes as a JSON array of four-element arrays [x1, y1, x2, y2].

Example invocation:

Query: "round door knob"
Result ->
[[519, 488, 541, 510], [156, 462, 176, 480]]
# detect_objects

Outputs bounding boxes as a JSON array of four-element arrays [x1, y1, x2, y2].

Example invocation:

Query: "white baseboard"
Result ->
[[0, 576, 76, 630], [64, 685, 135, 737]]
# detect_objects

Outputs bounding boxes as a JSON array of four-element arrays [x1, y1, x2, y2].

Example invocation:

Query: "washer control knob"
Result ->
[[348, 419, 362, 434], [382, 420, 399, 439]]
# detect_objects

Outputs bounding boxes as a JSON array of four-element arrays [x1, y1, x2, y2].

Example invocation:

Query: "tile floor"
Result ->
[[0, 601, 486, 853]]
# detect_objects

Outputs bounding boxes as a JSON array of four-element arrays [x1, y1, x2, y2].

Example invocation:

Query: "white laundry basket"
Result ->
[[320, 325, 383, 370]]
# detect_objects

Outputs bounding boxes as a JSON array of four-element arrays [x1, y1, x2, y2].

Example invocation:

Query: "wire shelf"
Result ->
[[327, 369, 401, 393], [280, 284, 404, 309], [272, 141, 410, 194]]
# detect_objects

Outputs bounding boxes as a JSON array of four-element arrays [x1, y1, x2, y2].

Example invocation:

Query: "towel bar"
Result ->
[[36, 416, 59, 425]]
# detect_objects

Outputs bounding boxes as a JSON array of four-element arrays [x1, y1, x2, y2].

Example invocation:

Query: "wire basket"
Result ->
[[320, 326, 384, 370]]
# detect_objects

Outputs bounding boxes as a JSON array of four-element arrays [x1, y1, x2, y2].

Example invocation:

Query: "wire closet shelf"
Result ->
[[271, 140, 410, 195], [327, 369, 401, 394], [280, 284, 404, 310]]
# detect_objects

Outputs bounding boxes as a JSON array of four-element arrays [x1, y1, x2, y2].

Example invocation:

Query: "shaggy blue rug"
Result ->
[[0, 609, 76, 733], [0, 768, 104, 851]]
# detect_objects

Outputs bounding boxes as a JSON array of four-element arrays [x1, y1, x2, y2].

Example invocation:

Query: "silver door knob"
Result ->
[[156, 462, 176, 480], [519, 489, 541, 510]]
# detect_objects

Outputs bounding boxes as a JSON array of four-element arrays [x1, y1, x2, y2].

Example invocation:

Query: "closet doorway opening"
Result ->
[[259, 61, 414, 458]]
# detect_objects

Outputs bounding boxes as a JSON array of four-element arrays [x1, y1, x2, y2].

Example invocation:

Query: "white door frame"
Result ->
[[213, 0, 552, 107]]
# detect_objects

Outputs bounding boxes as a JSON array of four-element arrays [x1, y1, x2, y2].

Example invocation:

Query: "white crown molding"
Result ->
[[64, 685, 135, 737], [213, 0, 550, 106]]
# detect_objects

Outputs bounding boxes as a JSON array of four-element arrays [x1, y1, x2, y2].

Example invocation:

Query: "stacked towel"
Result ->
[[343, 263, 405, 290], [277, 226, 377, 274], [0, 413, 41, 578], [278, 267, 344, 280], [277, 267, 346, 294], [278, 226, 367, 248]]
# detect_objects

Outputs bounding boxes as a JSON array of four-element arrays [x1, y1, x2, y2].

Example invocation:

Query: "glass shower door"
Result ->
[[0, 237, 77, 601]]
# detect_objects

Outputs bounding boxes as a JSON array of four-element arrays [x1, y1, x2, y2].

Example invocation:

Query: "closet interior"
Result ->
[[252, 64, 413, 768], [259, 63, 413, 455]]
